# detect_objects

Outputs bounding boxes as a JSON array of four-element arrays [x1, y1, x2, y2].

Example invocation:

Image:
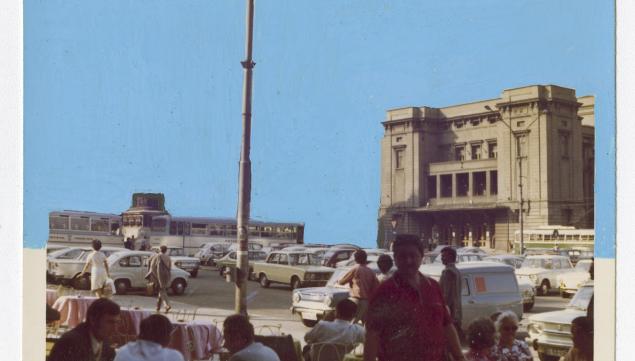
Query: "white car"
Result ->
[[151, 247, 201, 277], [48, 247, 127, 289], [557, 259, 593, 297], [108, 251, 190, 295], [194, 242, 231, 266], [515, 255, 575, 295], [420, 262, 523, 330], [527, 282, 593, 361], [483, 255, 524, 269], [335, 249, 389, 268]]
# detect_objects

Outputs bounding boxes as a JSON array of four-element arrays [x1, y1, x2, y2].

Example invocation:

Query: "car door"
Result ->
[[273, 254, 289, 283], [460, 276, 476, 329], [127, 255, 145, 287]]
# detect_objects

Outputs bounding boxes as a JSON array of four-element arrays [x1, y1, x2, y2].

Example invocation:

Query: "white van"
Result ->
[[419, 262, 523, 329]]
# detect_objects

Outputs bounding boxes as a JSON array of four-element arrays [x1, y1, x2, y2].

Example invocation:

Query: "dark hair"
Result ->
[[335, 299, 358, 320], [223, 314, 254, 343], [92, 239, 102, 251], [86, 298, 120, 328], [393, 234, 424, 255], [139, 314, 173, 346], [466, 317, 496, 350], [160, 245, 167, 253], [441, 246, 457, 261], [354, 250, 368, 264], [377, 254, 393, 273], [572, 316, 593, 335]]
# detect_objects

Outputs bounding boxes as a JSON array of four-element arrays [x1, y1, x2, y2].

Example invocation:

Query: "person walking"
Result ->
[[440, 246, 463, 336], [338, 250, 379, 324], [147, 245, 172, 313], [80, 239, 111, 298]]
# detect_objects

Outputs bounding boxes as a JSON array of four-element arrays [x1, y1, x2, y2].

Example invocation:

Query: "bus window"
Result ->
[[50, 216, 69, 230], [91, 218, 109, 232], [226, 225, 237, 237], [191, 223, 207, 235], [71, 217, 90, 231], [151, 218, 167, 233], [249, 226, 260, 237], [208, 224, 223, 236], [169, 221, 177, 235], [261, 226, 273, 237]]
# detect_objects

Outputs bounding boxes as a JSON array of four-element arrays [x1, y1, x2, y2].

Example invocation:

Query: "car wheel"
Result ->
[[523, 300, 535, 312], [190, 269, 198, 278], [302, 319, 318, 327], [114, 279, 129, 295], [538, 352, 560, 361], [259, 274, 270, 288], [171, 279, 187, 295], [537, 280, 550, 296], [290, 276, 302, 290]]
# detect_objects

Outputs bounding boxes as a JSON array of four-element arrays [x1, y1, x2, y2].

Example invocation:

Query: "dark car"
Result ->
[[321, 245, 361, 268]]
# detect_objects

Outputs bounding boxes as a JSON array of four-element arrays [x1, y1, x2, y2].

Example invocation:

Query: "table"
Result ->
[[119, 308, 153, 335], [169, 320, 223, 361], [52, 295, 98, 328], [46, 289, 59, 306]]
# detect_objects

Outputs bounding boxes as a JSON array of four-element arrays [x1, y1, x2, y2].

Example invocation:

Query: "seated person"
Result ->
[[304, 299, 365, 361], [223, 314, 281, 361], [560, 316, 593, 361], [48, 298, 121, 361], [114, 314, 184, 361]]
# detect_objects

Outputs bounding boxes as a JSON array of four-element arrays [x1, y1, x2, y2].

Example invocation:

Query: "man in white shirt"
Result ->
[[303, 299, 365, 361], [223, 314, 281, 361], [114, 314, 184, 361]]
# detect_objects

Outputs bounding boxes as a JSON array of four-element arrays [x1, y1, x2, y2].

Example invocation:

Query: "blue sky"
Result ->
[[24, 0, 614, 253]]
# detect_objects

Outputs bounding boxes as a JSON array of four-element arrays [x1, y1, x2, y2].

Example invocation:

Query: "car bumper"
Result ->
[[530, 339, 571, 358], [290, 305, 335, 321], [176, 265, 200, 272]]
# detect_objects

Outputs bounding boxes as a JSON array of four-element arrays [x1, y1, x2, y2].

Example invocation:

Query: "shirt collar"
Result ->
[[89, 332, 103, 356]]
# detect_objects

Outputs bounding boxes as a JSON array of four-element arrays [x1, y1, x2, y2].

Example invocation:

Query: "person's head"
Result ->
[[441, 246, 457, 265], [353, 250, 368, 265], [92, 239, 102, 251], [466, 317, 497, 351], [139, 314, 174, 347], [495, 311, 520, 343], [392, 234, 424, 277], [377, 254, 393, 274], [223, 314, 255, 354], [126, 237, 131, 242], [160, 245, 168, 254], [85, 298, 121, 341], [334, 299, 358, 321], [571, 316, 593, 352]]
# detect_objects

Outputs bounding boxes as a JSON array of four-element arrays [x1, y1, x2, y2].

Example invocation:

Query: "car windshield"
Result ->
[[575, 262, 592, 272], [521, 259, 545, 268], [289, 253, 321, 266], [170, 249, 185, 256], [568, 286, 593, 311]]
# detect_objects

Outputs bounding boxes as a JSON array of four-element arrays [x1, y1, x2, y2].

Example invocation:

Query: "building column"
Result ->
[[485, 171, 491, 197], [436, 175, 441, 201], [468, 172, 473, 197], [452, 174, 457, 199]]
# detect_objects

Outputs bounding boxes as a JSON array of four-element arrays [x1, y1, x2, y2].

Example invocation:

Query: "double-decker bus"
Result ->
[[47, 211, 123, 247], [513, 226, 594, 254]]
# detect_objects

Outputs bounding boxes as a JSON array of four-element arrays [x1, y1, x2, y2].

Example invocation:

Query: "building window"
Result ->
[[395, 148, 405, 169], [455, 145, 466, 161], [516, 134, 527, 158], [488, 141, 497, 159], [440, 174, 452, 198], [560, 133, 570, 158], [490, 171, 498, 195], [473, 172, 486, 196], [471, 144, 482, 160], [427, 176, 437, 198], [457, 173, 469, 197]]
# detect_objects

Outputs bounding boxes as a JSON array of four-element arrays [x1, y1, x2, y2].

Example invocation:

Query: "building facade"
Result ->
[[377, 85, 595, 251]]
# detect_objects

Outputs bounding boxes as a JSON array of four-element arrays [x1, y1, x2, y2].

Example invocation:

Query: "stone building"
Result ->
[[377, 85, 594, 251]]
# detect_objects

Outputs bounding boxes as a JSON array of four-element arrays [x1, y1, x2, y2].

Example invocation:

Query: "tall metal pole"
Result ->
[[236, 0, 255, 315]]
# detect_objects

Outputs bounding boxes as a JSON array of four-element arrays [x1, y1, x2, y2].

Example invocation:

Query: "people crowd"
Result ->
[[48, 237, 594, 361]]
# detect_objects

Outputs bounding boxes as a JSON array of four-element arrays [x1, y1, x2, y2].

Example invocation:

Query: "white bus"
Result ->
[[513, 226, 594, 254], [48, 211, 123, 247]]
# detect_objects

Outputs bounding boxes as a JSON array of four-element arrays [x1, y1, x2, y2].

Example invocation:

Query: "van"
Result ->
[[419, 261, 523, 329]]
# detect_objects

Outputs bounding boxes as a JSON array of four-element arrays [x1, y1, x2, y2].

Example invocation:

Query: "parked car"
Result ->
[[335, 248, 389, 268], [557, 259, 593, 298], [457, 246, 489, 256], [432, 253, 485, 264], [107, 250, 189, 295], [419, 261, 523, 330], [216, 250, 268, 277], [47, 247, 84, 261], [516, 255, 575, 295], [321, 245, 361, 268], [483, 255, 525, 269], [48, 247, 127, 289], [46, 244, 70, 255], [194, 242, 232, 266], [252, 250, 334, 289], [291, 264, 392, 327], [151, 246, 201, 277], [527, 282, 593, 361]]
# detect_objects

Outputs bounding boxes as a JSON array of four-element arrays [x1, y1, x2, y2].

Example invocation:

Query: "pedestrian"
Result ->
[[560, 316, 593, 361], [439, 246, 462, 336], [464, 317, 497, 361], [114, 314, 184, 361], [492, 311, 532, 361], [304, 299, 365, 361], [147, 245, 172, 313], [376, 254, 393, 283], [338, 249, 379, 324], [124, 237, 132, 250], [130, 236, 137, 250], [48, 298, 121, 361], [223, 314, 281, 361], [364, 234, 465, 361], [80, 239, 111, 298]]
